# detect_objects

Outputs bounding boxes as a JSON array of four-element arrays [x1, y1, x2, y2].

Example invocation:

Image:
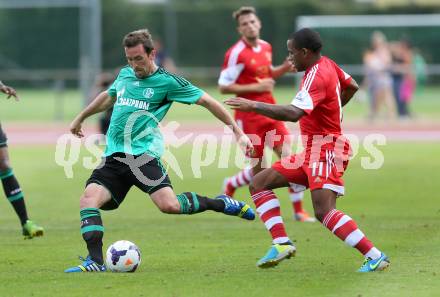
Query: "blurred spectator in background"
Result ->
[[89, 72, 115, 135], [412, 48, 427, 91], [363, 31, 396, 121], [154, 37, 177, 73], [390, 38, 415, 119], [398, 39, 415, 118], [390, 40, 406, 118]]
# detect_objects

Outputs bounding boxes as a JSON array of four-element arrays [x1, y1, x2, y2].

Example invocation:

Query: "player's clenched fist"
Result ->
[[235, 132, 254, 157], [70, 118, 84, 138], [0, 82, 19, 101]]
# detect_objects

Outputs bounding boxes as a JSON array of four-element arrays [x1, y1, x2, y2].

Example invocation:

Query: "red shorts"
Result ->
[[271, 152, 349, 196], [236, 119, 290, 158]]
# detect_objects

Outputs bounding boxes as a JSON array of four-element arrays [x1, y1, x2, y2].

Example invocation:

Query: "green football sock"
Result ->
[[1, 169, 28, 225], [176, 192, 224, 214], [80, 208, 104, 265]]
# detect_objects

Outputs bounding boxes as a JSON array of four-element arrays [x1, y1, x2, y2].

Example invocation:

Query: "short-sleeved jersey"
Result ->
[[290, 56, 352, 157], [106, 66, 203, 158], [218, 39, 276, 123]]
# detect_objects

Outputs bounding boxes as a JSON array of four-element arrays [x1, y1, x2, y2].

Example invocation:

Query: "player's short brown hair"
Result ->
[[232, 6, 257, 22], [123, 29, 154, 54]]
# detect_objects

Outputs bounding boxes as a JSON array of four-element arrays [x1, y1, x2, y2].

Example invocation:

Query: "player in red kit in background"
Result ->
[[225, 28, 390, 272], [218, 6, 315, 222]]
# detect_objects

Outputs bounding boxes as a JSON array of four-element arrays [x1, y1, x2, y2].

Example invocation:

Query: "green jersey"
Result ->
[[106, 66, 203, 158]]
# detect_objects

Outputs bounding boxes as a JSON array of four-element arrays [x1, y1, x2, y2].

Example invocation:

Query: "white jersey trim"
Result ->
[[342, 69, 351, 80], [290, 65, 319, 111], [303, 65, 319, 91], [291, 89, 314, 111], [252, 44, 262, 53], [323, 184, 345, 196], [288, 182, 307, 193], [218, 41, 246, 86]]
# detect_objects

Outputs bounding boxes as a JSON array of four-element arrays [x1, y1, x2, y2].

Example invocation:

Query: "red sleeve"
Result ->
[[218, 43, 246, 86], [291, 72, 326, 115], [333, 61, 352, 90], [221, 49, 231, 70], [264, 43, 274, 76], [267, 43, 273, 60]]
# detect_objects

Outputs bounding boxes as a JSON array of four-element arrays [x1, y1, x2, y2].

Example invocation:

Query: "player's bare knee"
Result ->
[[79, 195, 91, 209], [80, 192, 100, 209], [159, 203, 179, 214], [0, 158, 11, 172], [158, 199, 180, 214]]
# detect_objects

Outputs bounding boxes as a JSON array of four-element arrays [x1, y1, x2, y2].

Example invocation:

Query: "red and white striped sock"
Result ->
[[252, 190, 290, 244], [224, 167, 253, 197], [288, 188, 304, 214], [322, 209, 382, 259]]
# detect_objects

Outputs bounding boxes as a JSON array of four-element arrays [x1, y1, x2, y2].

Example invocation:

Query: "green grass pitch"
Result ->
[[0, 142, 439, 297]]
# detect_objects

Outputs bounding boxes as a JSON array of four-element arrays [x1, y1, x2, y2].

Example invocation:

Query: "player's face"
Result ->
[[287, 39, 306, 72], [125, 44, 156, 79], [237, 13, 261, 41]]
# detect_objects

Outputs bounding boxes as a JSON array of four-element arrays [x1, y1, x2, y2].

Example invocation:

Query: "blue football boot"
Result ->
[[216, 194, 255, 220], [65, 256, 106, 273], [257, 243, 296, 268], [358, 253, 390, 272]]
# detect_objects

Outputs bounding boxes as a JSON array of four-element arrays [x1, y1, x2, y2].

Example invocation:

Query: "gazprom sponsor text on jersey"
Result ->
[[116, 97, 150, 110]]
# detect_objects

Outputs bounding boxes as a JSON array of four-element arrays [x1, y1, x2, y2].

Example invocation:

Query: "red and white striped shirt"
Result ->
[[291, 56, 352, 159], [219, 39, 276, 122]]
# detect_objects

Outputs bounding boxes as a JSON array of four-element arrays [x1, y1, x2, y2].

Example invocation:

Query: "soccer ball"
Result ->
[[105, 240, 141, 272]]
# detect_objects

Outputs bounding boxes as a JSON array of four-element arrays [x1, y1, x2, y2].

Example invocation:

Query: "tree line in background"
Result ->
[[0, 0, 438, 75]]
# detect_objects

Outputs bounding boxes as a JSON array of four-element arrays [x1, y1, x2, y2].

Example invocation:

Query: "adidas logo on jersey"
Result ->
[[314, 176, 322, 183]]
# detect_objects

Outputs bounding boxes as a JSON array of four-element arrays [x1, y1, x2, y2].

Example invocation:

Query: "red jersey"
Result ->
[[291, 56, 352, 159], [219, 39, 275, 122]]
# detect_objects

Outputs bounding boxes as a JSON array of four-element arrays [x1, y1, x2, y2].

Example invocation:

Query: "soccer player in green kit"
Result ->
[[65, 29, 255, 272], [0, 81, 44, 239]]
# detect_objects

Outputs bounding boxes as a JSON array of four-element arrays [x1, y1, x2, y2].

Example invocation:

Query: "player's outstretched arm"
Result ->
[[70, 91, 115, 137], [341, 78, 359, 107], [218, 78, 275, 95], [225, 97, 305, 122], [196, 92, 253, 154], [0, 81, 19, 101]]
